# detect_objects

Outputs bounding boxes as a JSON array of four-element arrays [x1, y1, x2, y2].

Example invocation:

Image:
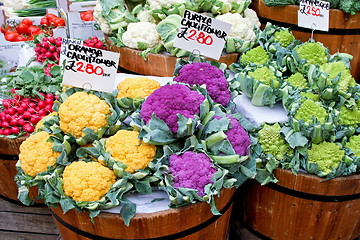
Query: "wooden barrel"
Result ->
[[250, 0, 360, 81], [50, 188, 235, 240], [240, 168, 360, 240], [105, 35, 240, 77], [0, 136, 43, 205]]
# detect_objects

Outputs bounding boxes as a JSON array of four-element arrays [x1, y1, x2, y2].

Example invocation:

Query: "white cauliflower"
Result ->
[[137, 9, 157, 23], [147, 0, 184, 10], [122, 22, 161, 49], [216, 12, 256, 43], [93, 1, 112, 35], [244, 8, 261, 29]]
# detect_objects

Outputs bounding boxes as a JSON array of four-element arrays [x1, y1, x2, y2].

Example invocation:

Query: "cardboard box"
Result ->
[[67, 11, 104, 40]]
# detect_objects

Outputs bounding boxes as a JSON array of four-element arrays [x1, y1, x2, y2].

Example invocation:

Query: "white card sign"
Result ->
[[173, 9, 231, 60], [61, 40, 119, 93], [298, 0, 330, 32]]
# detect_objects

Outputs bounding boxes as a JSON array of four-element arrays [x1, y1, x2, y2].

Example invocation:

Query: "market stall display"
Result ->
[[96, 0, 261, 76], [250, 0, 360, 80]]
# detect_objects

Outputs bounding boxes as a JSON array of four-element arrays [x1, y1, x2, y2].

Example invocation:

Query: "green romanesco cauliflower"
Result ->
[[307, 141, 344, 175], [294, 99, 327, 124], [300, 92, 321, 102], [287, 72, 308, 89], [274, 30, 295, 47], [248, 66, 279, 88], [240, 46, 270, 66], [319, 61, 356, 92], [296, 42, 328, 65], [258, 122, 293, 160], [337, 105, 360, 125], [346, 135, 360, 156]]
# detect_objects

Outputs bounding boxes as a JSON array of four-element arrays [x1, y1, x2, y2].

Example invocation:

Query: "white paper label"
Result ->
[[173, 9, 231, 60], [61, 39, 119, 93], [298, 0, 330, 32]]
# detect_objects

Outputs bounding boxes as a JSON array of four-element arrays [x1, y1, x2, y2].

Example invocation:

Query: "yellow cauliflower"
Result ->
[[116, 77, 161, 99], [62, 161, 116, 202], [105, 130, 157, 173], [58, 92, 111, 138], [19, 131, 60, 177], [35, 112, 58, 132]]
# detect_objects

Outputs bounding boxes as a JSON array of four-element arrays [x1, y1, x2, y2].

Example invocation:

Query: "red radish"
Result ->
[[8, 108, 16, 115], [45, 52, 53, 58], [39, 109, 47, 116], [20, 102, 28, 109], [23, 111, 32, 118], [46, 93, 53, 99], [3, 99, 11, 108], [49, 37, 56, 44], [18, 119, 25, 126], [3, 128, 11, 135], [2, 121, 10, 128], [30, 116, 40, 125], [43, 37, 49, 42], [5, 114, 11, 122], [23, 124, 34, 133], [56, 41, 62, 47], [29, 102, 36, 108], [35, 106, 40, 112], [42, 41, 50, 49], [16, 106, 25, 114], [45, 98, 54, 105], [39, 92, 46, 99], [10, 119, 18, 126], [49, 45, 56, 52], [0, 129, 3, 135], [11, 126, 20, 134], [45, 104, 53, 112], [38, 100, 46, 108]]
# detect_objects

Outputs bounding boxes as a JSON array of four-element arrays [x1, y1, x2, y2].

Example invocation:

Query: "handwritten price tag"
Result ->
[[173, 9, 231, 60], [61, 39, 119, 93], [298, 0, 330, 32]]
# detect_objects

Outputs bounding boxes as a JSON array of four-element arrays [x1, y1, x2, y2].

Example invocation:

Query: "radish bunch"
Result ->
[[0, 90, 57, 136], [83, 36, 107, 50], [35, 36, 62, 63]]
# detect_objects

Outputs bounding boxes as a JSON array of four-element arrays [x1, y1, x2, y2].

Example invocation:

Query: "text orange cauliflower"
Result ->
[[116, 77, 161, 99], [19, 131, 60, 177], [105, 130, 157, 173], [62, 161, 116, 202], [58, 92, 110, 138]]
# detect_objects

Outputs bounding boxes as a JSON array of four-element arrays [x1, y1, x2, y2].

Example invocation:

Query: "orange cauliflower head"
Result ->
[[62, 161, 116, 202], [116, 77, 161, 99], [19, 131, 60, 177], [58, 92, 111, 138], [105, 130, 157, 173], [35, 112, 58, 132]]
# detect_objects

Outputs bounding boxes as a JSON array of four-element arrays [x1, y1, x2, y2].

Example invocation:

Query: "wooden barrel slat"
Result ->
[[240, 168, 360, 240], [250, 0, 360, 80], [0, 137, 27, 155], [51, 188, 235, 240], [105, 36, 240, 77]]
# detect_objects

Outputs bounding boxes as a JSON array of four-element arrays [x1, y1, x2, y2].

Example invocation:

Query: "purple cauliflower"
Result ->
[[214, 115, 251, 156], [140, 84, 205, 134], [174, 62, 231, 106], [169, 151, 216, 196]]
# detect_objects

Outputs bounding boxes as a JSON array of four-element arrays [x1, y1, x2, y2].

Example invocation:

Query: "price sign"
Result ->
[[173, 9, 231, 60], [298, 0, 330, 32], [61, 39, 119, 93]]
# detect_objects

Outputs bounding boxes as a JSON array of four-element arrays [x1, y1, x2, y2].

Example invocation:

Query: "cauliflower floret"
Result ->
[[173, 62, 231, 106], [216, 13, 256, 43], [296, 42, 328, 65], [116, 77, 161, 99], [258, 123, 293, 160], [294, 99, 327, 124], [93, 1, 112, 35], [62, 161, 116, 202], [274, 30, 295, 47], [248, 66, 279, 88], [244, 8, 261, 28], [169, 151, 216, 197], [122, 22, 162, 49], [308, 141, 344, 175], [287, 72, 308, 89], [147, 0, 184, 10], [137, 9, 157, 23], [346, 135, 360, 157], [241, 46, 270, 66], [105, 130, 157, 173], [19, 131, 60, 177], [140, 84, 205, 134], [58, 92, 111, 138]]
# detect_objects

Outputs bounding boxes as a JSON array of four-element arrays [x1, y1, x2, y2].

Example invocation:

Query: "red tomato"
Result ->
[[27, 25, 41, 35], [1, 25, 5, 34], [82, 13, 94, 21], [16, 23, 28, 35], [40, 17, 49, 26], [54, 18, 65, 27], [15, 35, 28, 42], [46, 13, 58, 21], [21, 18, 33, 26], [5, 32, 19, 42]]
